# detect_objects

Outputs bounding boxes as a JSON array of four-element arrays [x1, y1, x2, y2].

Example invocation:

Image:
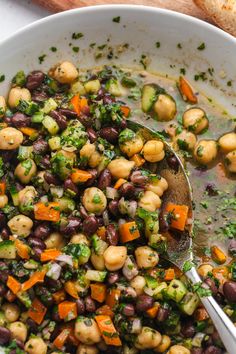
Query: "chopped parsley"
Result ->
[[0, 157, 4, 178], [180, 68, 186, 75], [21, 159, 33, 176], [72, 46, 80, 53], [200, 201, 209, 209], [156, 42, 161, 48], [177, 43, 182, 49], [0, 74, 5, 82], [92, 194, 101, 204], [72, 32, 84, 39], [112, 16, 121, 23], [12, 70, 26, 87], [197, 42, 206, 50], [183, 260, 194, 273], [193, 282, 211, 297], [196, 145, 204, 157], [50, 46, 57, 52], [38, 54, 46, 64], [227, 80, 232, 87]]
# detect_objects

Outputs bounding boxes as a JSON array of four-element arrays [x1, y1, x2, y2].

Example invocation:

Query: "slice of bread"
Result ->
[[194, 0, 236, 36]]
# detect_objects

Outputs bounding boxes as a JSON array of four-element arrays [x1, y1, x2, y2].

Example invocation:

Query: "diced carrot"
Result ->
[[22, 271, 46, 292], [119, 221, 140, 243], [90, 283, 107, 303], [164, 268, 175, 281], [71, 95, 88, 115], [53, 328, 70, 349], [120, 105, 130, 117], [114, 178, 127, 189], [97, 226, 106, 241], [70, 169, 92, 183], [53, 289, 67, 304], [58, 301, 77, 321], [165, 203, 189, 231], [211, 246, 226, 265], [106, 289, 121, 308], [20, 127, 38, 138], [96, 305, 114, 318], [95, 315, 122, 346], [7, 276, 21, 295], [34, 202, 60, 222], [178, 76, 198, 104], [28, 298, 47, 325], [64, 281, 79, 299], [212, 266, 229, 286], [194, 307, 209, 321], [130, 154, 145, 167], [40, 249, 62, 262], [146, 304, 160, 318], [0, 182, 6, 195], [15, 239, 30, 260]]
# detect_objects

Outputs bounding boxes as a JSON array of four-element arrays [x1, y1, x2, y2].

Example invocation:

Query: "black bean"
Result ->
[[103, 95, 115, 105], [120, 119, 127, 130], [136, 295, 154, 312], [214, 292, 224, 304], [1, 227, 10, 240], [0, 326, 11, 345], [44, 171, 60, 185], [64, 178, 79, 194], [100, 127, 119, 143], [181, 321, 196, 338], [228, 239, 236, 256], [76, 298, 85, 315], [50, 110, 67, 130], [84, 169, 98, 187], [33, 138, 49, 154], [31, 91, 48, 103], [96, 88, 106, 100], [31, 247, 43, 261], [107, 272, 120, 285], [11, 113, 31, 128], [223, 281, 236, 303], [28, 237, 46, 249], [26, 318, 38, 334], [159, 213, 169, 232], [205, 183, 218, 196], [119, 182, 135, 199], [51, 311, 61, 323], [122, 303, 135, 317], [59, 108, 77, 118], [97, 217, 104, 227], [60, 216, 81, 236], [0, 283, 7, 296], [82, 215, 99, 236], [166, 155, 179, 172], [85, 296, 96, 312], [34, 222, 51, 239], [87, 127, 97, 143], [81, 105, 90, 116], [191, 349, 204, 354], [108, 200, 120, 217], [204, 346, 222, 354], [40, 155, 51, 169], [156, 307, 169, 322], [106, 224, 119, 246], [79, 205, 89, 219], [35, 285, 53, 307], [130, 170, 148, 186], [0, 262, 9, 283], [26, 71, 45, 91], [45, 278, 62, 292], [78, 114, 93, 127], [204, 278, 218, 295], [0, 150, 15, 163], [98, 169, 112, 190]]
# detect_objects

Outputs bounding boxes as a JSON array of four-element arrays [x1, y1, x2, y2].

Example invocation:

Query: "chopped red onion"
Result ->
[[56, 254, 73, 266]]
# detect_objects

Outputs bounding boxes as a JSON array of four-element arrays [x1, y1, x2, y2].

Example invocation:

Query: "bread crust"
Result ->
[[194, 0, 236, 36]]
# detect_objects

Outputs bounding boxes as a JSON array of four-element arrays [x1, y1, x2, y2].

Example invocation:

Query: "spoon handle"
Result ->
[[187, 267, 236, 354]]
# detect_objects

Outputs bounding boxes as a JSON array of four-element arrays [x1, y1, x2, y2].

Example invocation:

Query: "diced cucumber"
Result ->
[[50, 186, 64, 198], [42, 115, 59, 135], [17, 145, 33, 161], [91, 234, 108, 256], [166, 279, 187, 303], [153, 282, 168, 300], [0, 240, 16, 259], [31, 111, 44, 123], [0, 312, 6, 327], [70, 81, 86, 95], [24, 259, 39, 270], [141, 84, 157, 112], [145, 275, 158, 290], [121, 76, 136, 88], [48, 136, 61, 151], [17, 291, 32, 308], [54, 197, 75, 213], [105, 78, 124, 97], [10, 186, 19, 206], [84, 79, 101, 94], [42, 98, 58, 114], [179, 292, 200, 315], [85, 270, 107, 282]]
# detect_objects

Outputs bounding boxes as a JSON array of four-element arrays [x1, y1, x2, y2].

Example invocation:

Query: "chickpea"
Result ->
[[80, 143, 96, 160], [154, 335, 171, 352], [2, 303, 20, 322], [0, 127, 23, 150], [91, 252, 105, 270], [123, 346, 138, 354], [194, 140, 218, 165], [225, 150, 236, 173], [25, 337, 47, 354], [70, 233, 90, 245], [130, 275, 146, 295], [8, 87, 31, 108], [76, 344, 99, 354], [75, 317, 101, 345], [8, 214, 33, 237], [19, 186, 37, 213], [108, 158, 135, 179], [182, 108, 208, 134], [146, 176, 168, 197], [9, 321, 28, 342], [135, 327, 162, 349], [0, 195, 8, 208], [82, 187, 107, 215], [154, 94, 176, 121], [88, 151, 102, 168], [14, 159, 37, 184], [135, 246, 159, 269], [173, 129, 197, 151], [0, 96, 6, 118], [45, 232, 64, 249], [142, 140, 165, 162], [218, 132, 236, 153], [119, 130, 144, 157], [138, 190, 161, 212], [167, 345, 190, 354], [104, 245, 127, 271], [198, 263, 213, 278], [51, 61, 79, 84]]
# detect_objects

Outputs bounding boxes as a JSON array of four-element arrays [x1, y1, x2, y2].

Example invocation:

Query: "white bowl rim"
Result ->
[[0, 4, 236, 47]]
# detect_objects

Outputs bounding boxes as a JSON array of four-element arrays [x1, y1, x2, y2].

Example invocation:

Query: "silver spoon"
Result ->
[[128, 120, 236, 354]]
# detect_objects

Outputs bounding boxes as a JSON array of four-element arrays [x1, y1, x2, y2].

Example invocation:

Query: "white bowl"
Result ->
[[0, 5, 236, 114]]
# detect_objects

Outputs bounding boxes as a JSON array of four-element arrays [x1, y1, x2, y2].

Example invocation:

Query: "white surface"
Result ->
[[0, 0, 50, 41]]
